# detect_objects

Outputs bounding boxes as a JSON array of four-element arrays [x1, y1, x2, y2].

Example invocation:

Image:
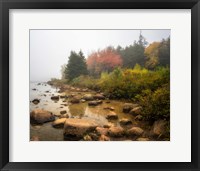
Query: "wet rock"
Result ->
[[93, 94, 105, 100], [152, 120, 168, 137], [60, 110, 67, 114], [30, 109, 55, 124], [127, 127, 144, 136], [63, 118, 98, 140], [88, 100, 102, 106], [32, 99, 40, 105], [108, 127, 125, 137], [106, 111, 118, 120], [52, 118, 67, 128], [31, 136, 39, 141], [136, 137, 150, 141], [129, 106, 142, 116], [122, 103, 139, 113], [59, 114, 69, 118], [83, 94, 94, 101], [99, 135, 110, 141], [119, 118, 132, 125], [135, 115, 143, 121], [70, 98, 80, 104], [51, 96, 59, 100], [95, 127, 108, 135]]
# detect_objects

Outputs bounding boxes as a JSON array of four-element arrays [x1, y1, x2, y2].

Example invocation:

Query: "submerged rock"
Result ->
[[108, 127, 125, 137], [52, 118, 67, 128], [63, 118, 99, 140], [30, 109, 55, 124], [88, 100, 102, 106], [122, 103, 139, 113]]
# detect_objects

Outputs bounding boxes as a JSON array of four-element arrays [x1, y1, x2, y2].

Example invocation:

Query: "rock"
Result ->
[[119, 118, 132, 125], [103, 123, 114, 128], [70, 98, 80, 104], [61, 104, 68, 106], [93, 94, 105, 100], [108, 127, 124, 137], [103, 106, 115, 111], [32, 88, 37, 91], [136, 137, 150, 141], [83, 94, 94, 101], [60, 95, 68, 98], [88, 132, 99, 141], [51, 96, 59, 100], [80, 99, 86, 103], [63, 118, 99, 140], [95, 127, 108, 135], [135, 115, 143, 121], [32, 99, 40, 105], [105, 101, 111, 103], [83, 135, 92, 141], [30, 109, 55, 124], [88, 100, 102, 106], [99, 135, 110, 141], [52, 118, 67, 128], [60, 110, 67, 114], [129, 107, 142, 116], [127, 127, 144, 136], [106, 111, 118, 120], [59, 114, 69, 118], [122, 103, 139, 113], [152, 120, 168, 137], [45, 90, 50, 93], [31, 136, 39, 141], [62, 100, 67, 102]]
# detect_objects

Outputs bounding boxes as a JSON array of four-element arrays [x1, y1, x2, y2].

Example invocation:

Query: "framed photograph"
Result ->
[[0, 0, 199, 170]]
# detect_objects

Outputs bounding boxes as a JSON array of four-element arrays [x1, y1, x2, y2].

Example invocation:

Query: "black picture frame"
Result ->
[[0, 0, 199, 170]]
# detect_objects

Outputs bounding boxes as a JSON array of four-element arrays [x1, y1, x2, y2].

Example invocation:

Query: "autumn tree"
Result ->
[[65, 50, 88, 80], [87, 47, 122, 77]]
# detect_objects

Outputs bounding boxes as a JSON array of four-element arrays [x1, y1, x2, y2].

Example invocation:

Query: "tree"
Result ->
[[119, 32, 147, 68], [65, 50, 88, 80], [87, 47, 122, 77]]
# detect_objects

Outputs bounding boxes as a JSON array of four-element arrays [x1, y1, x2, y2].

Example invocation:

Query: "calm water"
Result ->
[[30, 82, 141, 141]]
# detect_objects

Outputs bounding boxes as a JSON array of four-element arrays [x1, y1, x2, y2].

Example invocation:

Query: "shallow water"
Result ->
[[30, 82, 145, 141]]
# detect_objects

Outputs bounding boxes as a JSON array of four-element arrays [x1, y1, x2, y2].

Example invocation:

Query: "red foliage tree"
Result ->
[[87, 47, 122, 76]]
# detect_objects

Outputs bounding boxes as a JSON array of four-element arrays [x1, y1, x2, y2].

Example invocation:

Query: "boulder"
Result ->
[[122, 103, 139, 113], [106, 111, 118, 120], [63, 118, 99, 140], [99, 135, 110, 141], [129, 106, 142, 116], [95, 127, 108, 135], [32, 88, 37, 91], [108, 127, 125, 137], [60, 110, 67, 114], [88, 100, 102, 106], [93, 94, 105, 100], [30, 109, 55, 124], [119, 118, 132, 125], [83, 94, 94, 101], [152, 120, 168, 137], [80, 99, 86, 103], [32, 99, 40, 105], [51, 96, 59, 100], [52, 118, 67, 128], [127, 127, 144, 136]]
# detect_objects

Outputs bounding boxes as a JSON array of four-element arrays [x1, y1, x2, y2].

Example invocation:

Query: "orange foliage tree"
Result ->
[[87, 47, 123, 76]]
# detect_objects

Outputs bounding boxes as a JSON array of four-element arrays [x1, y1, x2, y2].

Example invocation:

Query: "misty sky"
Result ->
[[30, 29, 170, 82]]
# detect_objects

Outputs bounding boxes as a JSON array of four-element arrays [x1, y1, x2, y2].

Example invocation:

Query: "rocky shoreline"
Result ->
[[30, 82, 169, 141]]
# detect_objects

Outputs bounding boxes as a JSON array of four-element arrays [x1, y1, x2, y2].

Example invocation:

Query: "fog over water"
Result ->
[[30, 29, 170, 82]]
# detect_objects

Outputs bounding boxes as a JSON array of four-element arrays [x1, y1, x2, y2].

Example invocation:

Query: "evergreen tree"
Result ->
[[65, 51, 88, 80]]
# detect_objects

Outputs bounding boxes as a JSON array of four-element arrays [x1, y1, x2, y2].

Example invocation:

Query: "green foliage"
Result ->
[[135, 83, 170, 121], [65, 50, 88, 80]]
